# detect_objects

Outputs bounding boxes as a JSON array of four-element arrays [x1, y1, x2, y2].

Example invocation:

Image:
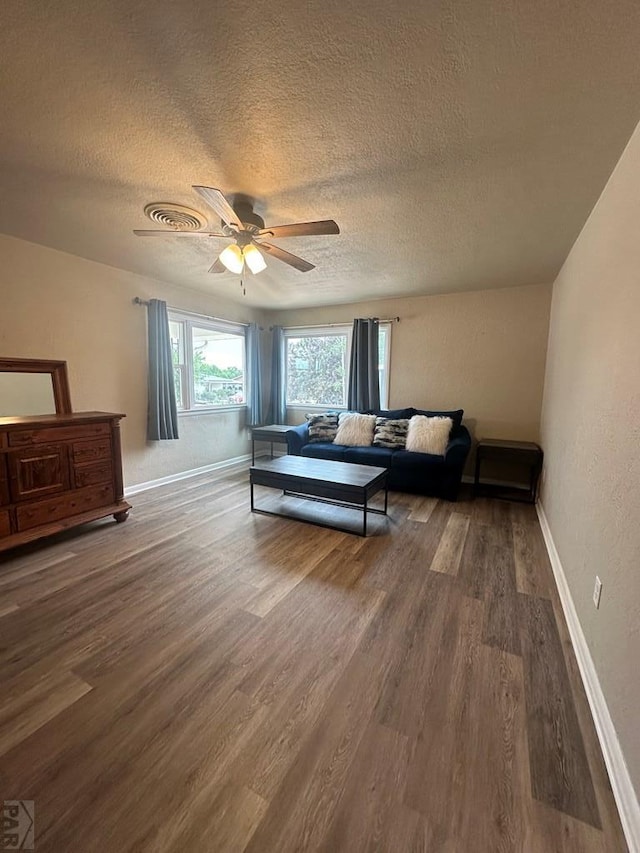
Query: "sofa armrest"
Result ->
[[445, 426, 471, 468], [286, 423, 309, 455]]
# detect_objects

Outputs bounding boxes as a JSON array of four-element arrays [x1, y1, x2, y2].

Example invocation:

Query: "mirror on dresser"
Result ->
[[0, 357, 130, 553], [0, 357, 72, 416]]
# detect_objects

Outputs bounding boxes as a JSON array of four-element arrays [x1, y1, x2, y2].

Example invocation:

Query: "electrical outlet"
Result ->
[[593, 576, 602, 609]]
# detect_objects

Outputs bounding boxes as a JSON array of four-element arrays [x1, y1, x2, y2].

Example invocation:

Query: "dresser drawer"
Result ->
[[74, 461, 113, 488], [16, 484, 115, 531], [73, 438, 112, 464], [8, 445, 70, 502], [9, 422, 111, 447], [0, 509, 11, 537]]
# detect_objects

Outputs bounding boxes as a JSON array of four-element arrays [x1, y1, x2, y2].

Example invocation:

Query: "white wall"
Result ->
[[0, 234, 265, 487], [540, 120, 640, 800]]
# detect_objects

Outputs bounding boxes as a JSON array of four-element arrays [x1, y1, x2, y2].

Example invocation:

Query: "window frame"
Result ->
[[283, 322, 391, 411], [283, 325, 351, 411], [168, 309, 247, 415]]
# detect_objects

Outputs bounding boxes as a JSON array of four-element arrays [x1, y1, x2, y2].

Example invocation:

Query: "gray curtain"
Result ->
[[267, 325, 286, 424], [246, 322, 263, 427], [347, 318, 380, 411], [147, 299, 179, 440]]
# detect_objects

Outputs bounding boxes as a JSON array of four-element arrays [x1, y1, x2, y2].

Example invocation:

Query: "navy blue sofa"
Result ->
[[286, 408, 472, 501]]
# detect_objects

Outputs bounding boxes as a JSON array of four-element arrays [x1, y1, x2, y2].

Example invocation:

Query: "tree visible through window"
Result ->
[[168, 313, 246, 411], [192, 327, 244, 406], [284, 324, 390, 408], [286, 333, 348, 407]]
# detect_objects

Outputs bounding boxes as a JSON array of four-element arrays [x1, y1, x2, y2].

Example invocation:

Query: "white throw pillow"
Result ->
[[334, 413, 377, 447], [405, 415, 453, 455]]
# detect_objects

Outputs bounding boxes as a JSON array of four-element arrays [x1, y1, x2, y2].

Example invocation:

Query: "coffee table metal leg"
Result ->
[[363, 496, 367, 537], [250, 481, 254, 511], [384, 484, 388, 515]]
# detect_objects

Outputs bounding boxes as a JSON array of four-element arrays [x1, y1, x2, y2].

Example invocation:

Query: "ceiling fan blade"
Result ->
[[258, 220, 340, 239], [208, 257, 227, 273], [192, 186, 243, 231], [133, 229, 226, 237], [257, 241, 315, 272]]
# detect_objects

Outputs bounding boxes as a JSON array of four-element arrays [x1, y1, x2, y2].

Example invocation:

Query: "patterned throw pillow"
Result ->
[[373, 417, 409, 449], [306, 412, 339, 443], [333, 413, 377, 447], [405, 415, 453, 456]]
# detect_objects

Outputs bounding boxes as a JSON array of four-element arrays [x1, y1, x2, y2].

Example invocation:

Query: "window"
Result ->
[[285, 327, 349, 408], [168, 311, 246, 412], [284, 323, 391, 409], [378, 323, 390, 407]]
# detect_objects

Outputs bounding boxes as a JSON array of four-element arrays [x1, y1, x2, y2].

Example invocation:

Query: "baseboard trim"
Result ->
[[536, 501, 640, 853], [125, 453, 254, 496]]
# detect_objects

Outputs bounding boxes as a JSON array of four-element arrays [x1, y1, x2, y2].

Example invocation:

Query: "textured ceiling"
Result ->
[[1, 0, 640, 308]]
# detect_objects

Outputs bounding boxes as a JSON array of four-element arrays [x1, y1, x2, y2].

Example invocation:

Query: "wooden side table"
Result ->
[[474, 439, 543, 504], [251, 424, 291, 465]]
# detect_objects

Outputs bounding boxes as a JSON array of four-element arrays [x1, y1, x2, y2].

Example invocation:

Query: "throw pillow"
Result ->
[[405, 415, 453, 456], [373, 417, 409, 448], [306, 412, 339, 443], [413, 408, 464, 430], [334, 412, 377, 447]]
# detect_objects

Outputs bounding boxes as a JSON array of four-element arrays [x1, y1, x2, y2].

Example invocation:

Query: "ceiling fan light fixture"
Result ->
[[219, 243, 244, 274], [244, 244, 267, 274]]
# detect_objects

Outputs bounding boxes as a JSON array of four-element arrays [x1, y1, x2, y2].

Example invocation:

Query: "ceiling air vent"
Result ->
[[144, 203, 206, 231]]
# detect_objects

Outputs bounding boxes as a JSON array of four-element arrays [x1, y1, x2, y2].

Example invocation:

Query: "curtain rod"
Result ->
[[132, 297, 262, 329], [272, 316, 400, 331]]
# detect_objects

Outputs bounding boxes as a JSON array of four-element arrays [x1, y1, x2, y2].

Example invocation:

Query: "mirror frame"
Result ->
[[0, 357, 73, 415]]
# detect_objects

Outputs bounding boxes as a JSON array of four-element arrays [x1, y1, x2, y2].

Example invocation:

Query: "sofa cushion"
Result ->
[[373, 417, 409, 448], [406, 416, 452, 455], [302, 442, 348, 462], [344, 446, 395, 467], [413, 408, 464, 429], [391, 449, 447, 471], [334, 413, 376, 446], [365, 407, 414, 420], [306, 412, 339, 443]]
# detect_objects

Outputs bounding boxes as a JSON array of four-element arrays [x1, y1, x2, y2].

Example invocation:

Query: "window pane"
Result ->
[[286, 334, 348, 407], [191, 326, 245, 407], [378, 326, 386, 366], [378, 325, 388, 408], [169, 320, 185, 409]]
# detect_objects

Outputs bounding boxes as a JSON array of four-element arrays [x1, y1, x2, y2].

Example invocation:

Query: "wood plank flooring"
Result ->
[[0, 469, 627, 852]]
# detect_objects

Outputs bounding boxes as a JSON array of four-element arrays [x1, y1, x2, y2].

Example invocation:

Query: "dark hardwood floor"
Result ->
[[0, 468, 627, 851]]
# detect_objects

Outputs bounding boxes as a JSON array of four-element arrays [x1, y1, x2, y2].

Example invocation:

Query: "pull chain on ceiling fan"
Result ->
[[134, 186, 340, 279]]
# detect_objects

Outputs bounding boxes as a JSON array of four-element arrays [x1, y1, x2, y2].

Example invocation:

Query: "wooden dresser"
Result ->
[[0, 412, 131, 553]]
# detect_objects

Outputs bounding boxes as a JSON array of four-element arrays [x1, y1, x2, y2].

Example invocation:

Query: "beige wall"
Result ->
[[0, 237, 552, 487], [540, 121, 640, 799], [0, 234, 265, 487], [267, 283, 552, 444]]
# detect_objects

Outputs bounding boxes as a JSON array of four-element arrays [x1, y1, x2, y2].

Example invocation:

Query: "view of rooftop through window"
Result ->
[[169, 315, 245, 410]]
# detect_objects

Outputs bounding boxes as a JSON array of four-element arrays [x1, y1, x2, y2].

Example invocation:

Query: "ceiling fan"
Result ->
[[134, 186, 340, 276]]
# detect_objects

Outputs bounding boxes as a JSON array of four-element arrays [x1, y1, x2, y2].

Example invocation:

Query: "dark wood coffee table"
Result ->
[[249, 456, 388, 537]]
